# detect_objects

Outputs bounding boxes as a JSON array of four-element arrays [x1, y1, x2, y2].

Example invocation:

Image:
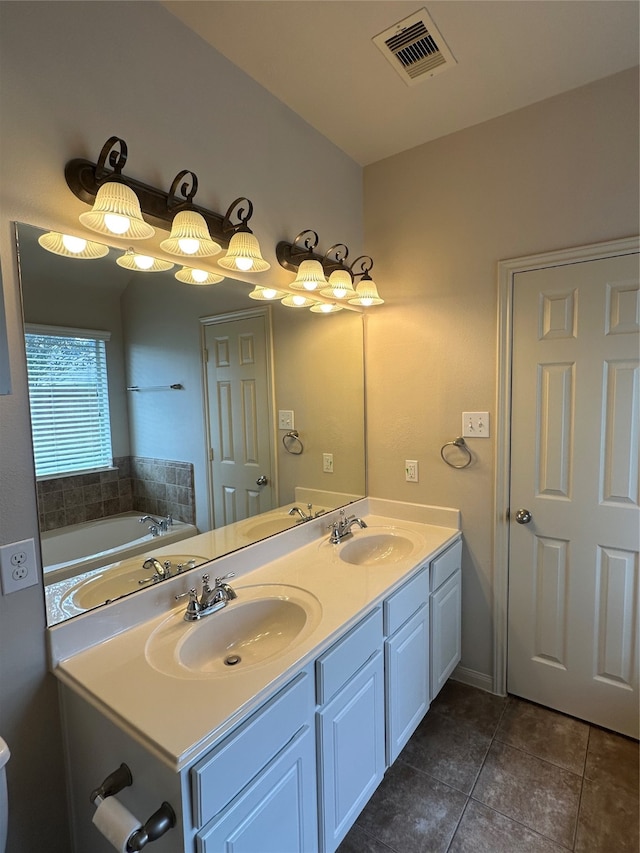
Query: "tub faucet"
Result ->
[[139, 515, 171, 532], [328, 510, 368, 544]]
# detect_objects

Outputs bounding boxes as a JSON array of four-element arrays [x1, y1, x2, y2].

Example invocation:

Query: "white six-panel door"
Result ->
[[202, 312, 274, 529], [508, 253, 639, 738]]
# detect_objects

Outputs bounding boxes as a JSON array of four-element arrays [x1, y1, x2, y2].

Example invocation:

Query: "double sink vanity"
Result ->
[[49, 497, 462, 853]]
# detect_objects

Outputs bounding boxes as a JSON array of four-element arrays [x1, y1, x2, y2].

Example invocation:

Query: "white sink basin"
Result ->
[[333, 528, 423, 566], [61, 554, 207, 610], [242, 516, 296, 539], [145, 584, 323, 679]]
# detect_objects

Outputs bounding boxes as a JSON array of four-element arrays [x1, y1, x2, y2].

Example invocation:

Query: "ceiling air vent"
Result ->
[[372, 8, 456, 86]]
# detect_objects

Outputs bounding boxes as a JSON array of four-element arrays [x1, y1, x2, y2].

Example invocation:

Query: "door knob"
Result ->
[[256, 475, 268, 486], [514, 508, 532, 524]]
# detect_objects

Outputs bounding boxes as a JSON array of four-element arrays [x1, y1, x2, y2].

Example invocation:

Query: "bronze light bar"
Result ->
[[65, 136, 256, 249]]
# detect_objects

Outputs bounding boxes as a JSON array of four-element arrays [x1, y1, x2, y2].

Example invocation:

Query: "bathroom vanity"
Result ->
[[49, 498, 461, 853]]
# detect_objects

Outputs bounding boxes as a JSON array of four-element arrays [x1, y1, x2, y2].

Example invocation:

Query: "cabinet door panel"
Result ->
[[317, 651, 385, 853], [430, 569, 462, 700], [197, 726, 317, 853], [386, 604, 429, 765]]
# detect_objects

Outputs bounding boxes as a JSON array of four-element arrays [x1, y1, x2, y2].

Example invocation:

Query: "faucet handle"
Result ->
[[214, 572, 235, 585], [175, 587, 202, 620]]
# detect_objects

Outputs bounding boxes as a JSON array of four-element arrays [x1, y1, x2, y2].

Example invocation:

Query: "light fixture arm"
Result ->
[[65, 136, 230, 245], [349, 255, 374, 279], [276, 230, 344, 275], [223, 197, 255, 234]]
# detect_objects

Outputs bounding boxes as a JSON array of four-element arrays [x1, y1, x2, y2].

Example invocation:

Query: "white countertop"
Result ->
[[51, 498, 460, 771]]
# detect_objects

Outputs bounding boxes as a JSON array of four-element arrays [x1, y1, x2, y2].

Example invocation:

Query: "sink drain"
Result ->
[[224, 654, 241, 666]]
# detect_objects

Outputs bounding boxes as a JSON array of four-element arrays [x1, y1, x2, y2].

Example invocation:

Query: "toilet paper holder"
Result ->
[[90, 763, 176, 851]]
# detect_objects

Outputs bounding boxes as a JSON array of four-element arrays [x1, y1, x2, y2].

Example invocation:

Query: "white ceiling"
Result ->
[[161, 1, 639, 166]]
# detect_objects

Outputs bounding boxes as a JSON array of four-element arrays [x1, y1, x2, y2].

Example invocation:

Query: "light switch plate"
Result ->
[[278, 410, 295, 430], [462, 412, 490, 438]]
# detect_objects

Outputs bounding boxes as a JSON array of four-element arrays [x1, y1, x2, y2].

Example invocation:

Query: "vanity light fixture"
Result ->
[[175, 266, 225, 286], [116, 249, 174, 273], [276, 233, 384, 306], [348, 256, 384, 306], [320, 244, 357, 300], [217, 198, 271, 272], [286, 231, 327, 292], [65, 136, 270, 270], [37, 231, 109, 260]]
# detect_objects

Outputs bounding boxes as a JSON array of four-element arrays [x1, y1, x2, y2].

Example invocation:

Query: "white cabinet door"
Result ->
[[317, 652, 385, 853], [430, 570, 462, 700], [197, 726, 317, 853], [385, 603, 429, 765]]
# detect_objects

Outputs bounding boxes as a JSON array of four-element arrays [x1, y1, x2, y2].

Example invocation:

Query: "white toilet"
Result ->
[[0, 737, 9, 853]]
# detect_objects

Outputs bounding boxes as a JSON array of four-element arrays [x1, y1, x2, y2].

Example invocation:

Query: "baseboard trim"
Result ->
[[451, 665, 499, 695]]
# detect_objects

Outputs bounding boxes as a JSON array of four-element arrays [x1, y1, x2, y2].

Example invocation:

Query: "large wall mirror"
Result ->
[[15, 223, 366, 625]]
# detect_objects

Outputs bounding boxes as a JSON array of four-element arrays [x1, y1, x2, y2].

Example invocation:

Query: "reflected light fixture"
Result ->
[[281, 293, 318, 308], [248, 285, 284, 301], [175, 266, 225, 285], [218, 198, 270, 272], [310, 301, 344, 313], [37, 231, 109, 260], [116, 249, 174, 273]]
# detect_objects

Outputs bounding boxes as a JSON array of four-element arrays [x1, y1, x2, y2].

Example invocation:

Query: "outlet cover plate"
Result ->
[[0, 538, 39, 594]]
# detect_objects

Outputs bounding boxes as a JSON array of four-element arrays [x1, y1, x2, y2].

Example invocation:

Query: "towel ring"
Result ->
[[440, 436, 472, 469], [283, 430, 303, 455]]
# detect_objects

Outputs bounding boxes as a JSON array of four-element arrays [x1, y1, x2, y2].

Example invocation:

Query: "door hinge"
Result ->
[[209, 448, 214, 462], [203, 347, 208, 362]]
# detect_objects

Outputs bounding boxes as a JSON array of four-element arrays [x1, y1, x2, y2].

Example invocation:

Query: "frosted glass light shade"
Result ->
[[37, 231, 109, 260], [79, 181, 155, 239], [160, 211, 222, 258], [218, 231, 270, 272], [248, 285, 284, 301], [310, 301, 344, 313], [175, 266, 224, 285], [289, 259, 327, 291], [320, 268, 356, 300], [348, 276, 384, 306], [116, 250, 174, 273], [281, 293, 318, 308]]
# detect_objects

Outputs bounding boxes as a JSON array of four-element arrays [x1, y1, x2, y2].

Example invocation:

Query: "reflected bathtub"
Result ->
[[41, 512, 198, 585]]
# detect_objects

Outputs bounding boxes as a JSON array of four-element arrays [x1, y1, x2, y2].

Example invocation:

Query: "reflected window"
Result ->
[[24, 324, 113, 477]]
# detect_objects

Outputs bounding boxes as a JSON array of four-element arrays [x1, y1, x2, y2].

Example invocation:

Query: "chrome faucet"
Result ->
[[139, 557, 197, 585], [328, 510, 368, 544], [139, 515, 173, 532], [288, 503, 325, 522], [175, 572, 237, 621]]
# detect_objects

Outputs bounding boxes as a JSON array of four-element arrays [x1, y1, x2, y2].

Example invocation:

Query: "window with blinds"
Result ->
[[24, 324, 113, 478]]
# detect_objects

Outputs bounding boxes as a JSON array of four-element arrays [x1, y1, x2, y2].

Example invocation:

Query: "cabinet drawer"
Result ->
[[430, 539, 462, 591], [191, 669, 313, 828], [384, 566, 429, 636], [316, 608, 382, 705]]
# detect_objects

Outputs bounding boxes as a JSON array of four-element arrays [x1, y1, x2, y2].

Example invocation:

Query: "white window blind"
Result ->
[[24, 324, 113, 477]]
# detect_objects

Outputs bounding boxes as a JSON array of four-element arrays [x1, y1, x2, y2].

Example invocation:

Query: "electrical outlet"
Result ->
[[0, 538, 39, 594], [462, 412, 490, 438], [405, 460, 418, 482], [322, 453, 334, 473], [278, 409, 295, 430]]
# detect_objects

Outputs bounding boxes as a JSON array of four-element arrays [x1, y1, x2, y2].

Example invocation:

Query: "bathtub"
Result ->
[[41, 512, 198, 585]]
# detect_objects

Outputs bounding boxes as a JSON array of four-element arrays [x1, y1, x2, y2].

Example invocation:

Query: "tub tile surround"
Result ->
[[37, 456, 195, 530], [338, 681, 640, 853], [48, 497, 460, 769]]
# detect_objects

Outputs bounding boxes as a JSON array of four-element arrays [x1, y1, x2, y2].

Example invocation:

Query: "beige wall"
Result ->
[[363, 67, 639, 681], [0, 3, 362, 851]]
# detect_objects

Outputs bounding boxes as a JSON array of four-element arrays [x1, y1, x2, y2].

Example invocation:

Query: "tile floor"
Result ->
[[337, 680, 639, 853]]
